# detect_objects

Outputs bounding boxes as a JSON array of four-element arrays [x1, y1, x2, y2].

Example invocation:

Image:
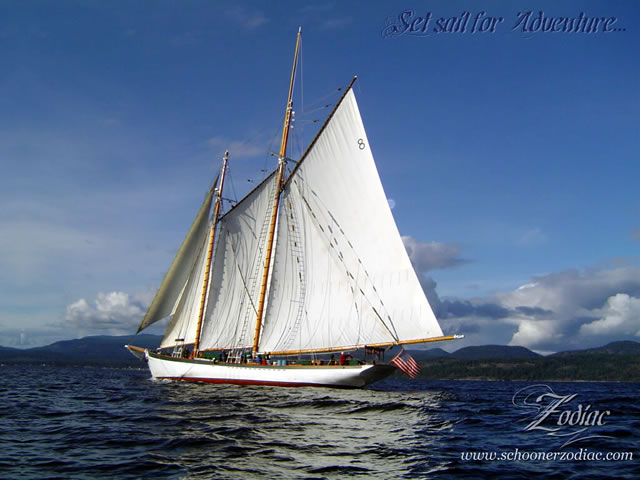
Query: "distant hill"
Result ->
[[0, 344, 66, 363], [451, 345, 540, 360], [552, 341, 640, 357], [414, 341, 640, 382], [406, 348, 450, 361], [406, 345, 542, 361], [0, 334, 161, 366], [0, 345, 21, 354], [2, 336, 640, 381]]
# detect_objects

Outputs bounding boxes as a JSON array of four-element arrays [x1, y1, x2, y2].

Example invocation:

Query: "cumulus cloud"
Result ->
[[62, 291, 147, 334], [580, 293, 640, 337], [435, 265, 640, 352], [510, 319, 561, 348], [403, 236, 469, 273], [499, 267, 640, 315]]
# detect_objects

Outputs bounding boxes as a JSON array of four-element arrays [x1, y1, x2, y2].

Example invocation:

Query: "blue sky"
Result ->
[[1, 1, 639, 352]]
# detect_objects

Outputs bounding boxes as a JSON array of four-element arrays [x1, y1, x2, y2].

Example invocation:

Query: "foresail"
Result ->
[[137, 185, 215, 332], [259, 89, 442, 353], [159, 222, 211, 349], [198, 173, 278, 351]]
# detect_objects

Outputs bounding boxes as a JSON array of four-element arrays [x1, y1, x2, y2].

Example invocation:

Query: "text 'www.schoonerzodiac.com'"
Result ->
[[461, 448, 633, 462]]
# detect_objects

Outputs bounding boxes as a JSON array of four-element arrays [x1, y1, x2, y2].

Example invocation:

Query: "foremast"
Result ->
[[252, 27, 302, 357], [193, 151, 229, 357]]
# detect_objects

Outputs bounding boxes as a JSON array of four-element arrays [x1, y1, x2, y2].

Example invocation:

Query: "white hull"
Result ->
[[132, 348, 395, 388]]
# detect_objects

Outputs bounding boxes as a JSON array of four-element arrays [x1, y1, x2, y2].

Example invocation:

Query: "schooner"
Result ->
[[126, 29, 461, 387]]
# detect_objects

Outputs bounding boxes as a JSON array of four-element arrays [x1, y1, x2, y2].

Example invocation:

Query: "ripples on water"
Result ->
[[1, 365, 638, 479]]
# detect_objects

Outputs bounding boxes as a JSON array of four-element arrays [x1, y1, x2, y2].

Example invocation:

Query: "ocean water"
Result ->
[[1, 365, 638, 479]]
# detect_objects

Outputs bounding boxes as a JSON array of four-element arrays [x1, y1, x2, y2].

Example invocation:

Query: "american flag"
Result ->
[[390, 349, 420, 378]]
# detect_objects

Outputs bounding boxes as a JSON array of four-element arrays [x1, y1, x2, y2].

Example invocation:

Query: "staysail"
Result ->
[[198, 172, 278, 351], [258, 88, 443, 353], [159, 222, 212, 349], [136, 184, 215, 332]]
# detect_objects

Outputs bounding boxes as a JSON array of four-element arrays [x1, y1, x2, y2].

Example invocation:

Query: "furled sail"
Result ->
[[259, 89, 442, 353], [159, 222, 212, 349], [136, 184, 215, 332], [198, 172, 278, 351]]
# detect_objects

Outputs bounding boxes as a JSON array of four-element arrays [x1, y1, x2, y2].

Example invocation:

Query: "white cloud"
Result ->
[[580, 293, 640, 337], [207, 136, 265, 159], [422, 264, 640, 353], [487, 266, 639, 351], [1, 287, 161, 347], [62, 291, 147, 334], [499, 267, 640, 316], [509, 319, 562, 348], [403, 236, 469, 273]]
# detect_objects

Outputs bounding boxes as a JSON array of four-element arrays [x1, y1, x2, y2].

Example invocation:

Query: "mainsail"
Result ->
[[259, 88, 442, 353], [198, 173, 278, 351], [136, 184, 215, 333]]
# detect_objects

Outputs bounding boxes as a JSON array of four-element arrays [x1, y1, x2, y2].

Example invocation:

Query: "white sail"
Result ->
[[198, 173, 278, 351], [137, 185, 215, 332], [159, 223, 212, 349], [259, 89, 442, 353]]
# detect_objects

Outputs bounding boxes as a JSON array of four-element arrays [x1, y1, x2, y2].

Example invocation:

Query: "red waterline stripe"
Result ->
[[161, 377, 358, 389]]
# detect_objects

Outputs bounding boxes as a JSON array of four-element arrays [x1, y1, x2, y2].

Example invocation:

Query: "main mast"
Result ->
[[193, 150, 229, 357], [252, 27, 302, 356]]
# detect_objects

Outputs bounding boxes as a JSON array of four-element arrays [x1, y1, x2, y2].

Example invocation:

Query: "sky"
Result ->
[[1, 1, 639, 353]]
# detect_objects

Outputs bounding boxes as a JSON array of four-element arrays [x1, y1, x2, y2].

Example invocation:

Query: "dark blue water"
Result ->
[[1, 365, 638, 479]]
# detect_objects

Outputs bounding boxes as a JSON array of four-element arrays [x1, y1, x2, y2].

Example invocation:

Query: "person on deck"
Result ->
[[339, 352, 352, 365]]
